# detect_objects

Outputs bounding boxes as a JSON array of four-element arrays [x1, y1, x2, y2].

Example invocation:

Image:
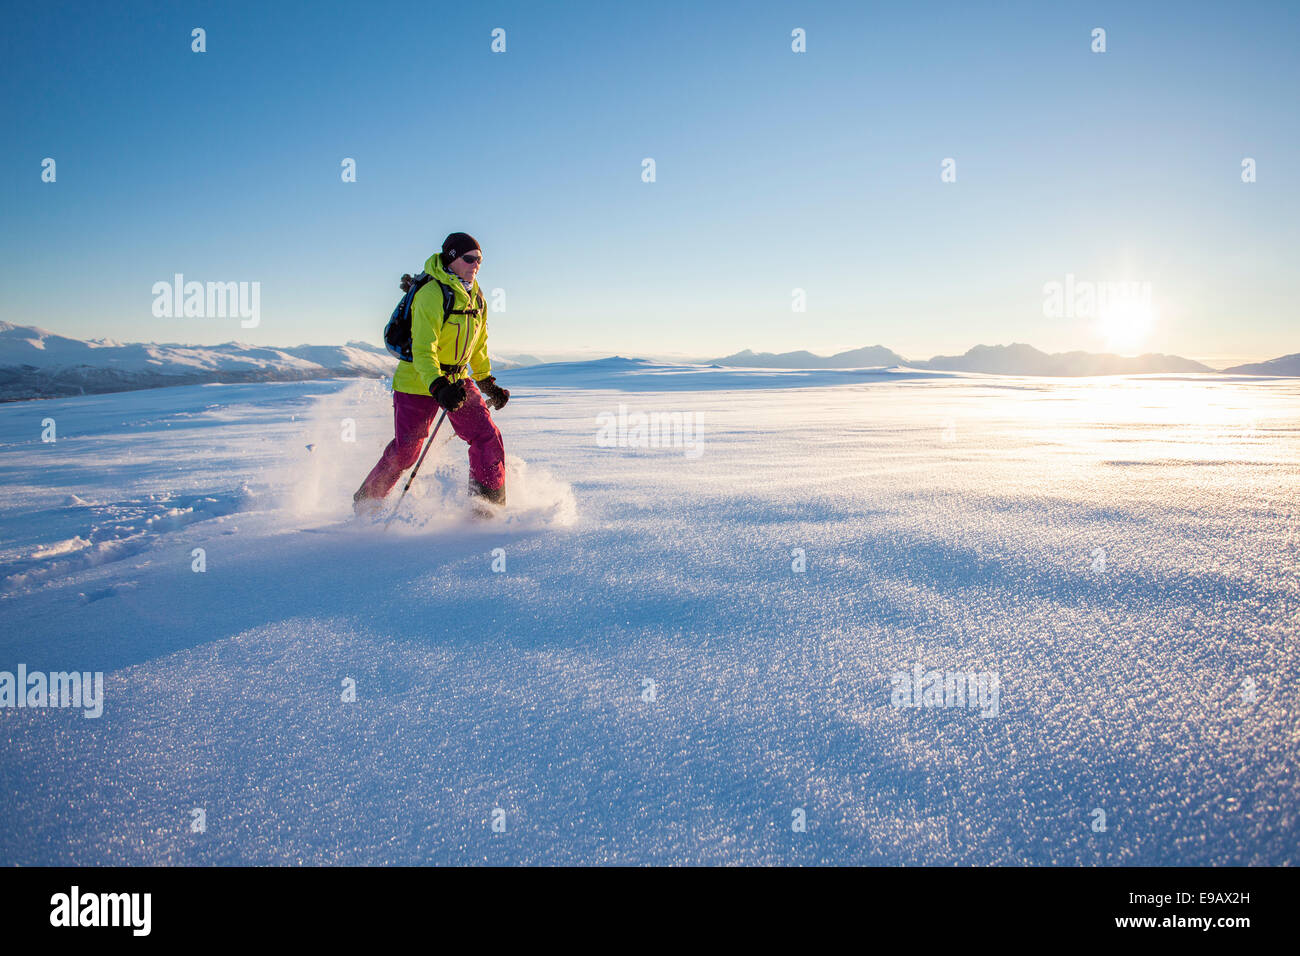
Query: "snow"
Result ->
[[0, 323, 390, 375], [0, 367, 1296, 864], [506, 355, 956, 390], [0, 322, 538, 400], [1226, 352, 1300, 376]]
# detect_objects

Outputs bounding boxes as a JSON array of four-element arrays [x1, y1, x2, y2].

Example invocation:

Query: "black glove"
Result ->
[[477, 376, 510, 411], [430, 376, 466, 413]]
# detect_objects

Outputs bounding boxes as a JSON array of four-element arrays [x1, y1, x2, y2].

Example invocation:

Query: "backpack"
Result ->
[[383, 272, 484, 363]]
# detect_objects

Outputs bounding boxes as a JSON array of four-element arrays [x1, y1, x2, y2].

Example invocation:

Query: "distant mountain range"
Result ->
[[0, 322, 534, 401], [713, 346, 908, 369], [917, 343, 1211, 376], [2, 323, 1295, 402], [0, 322, 389, 401], [712, 343, 1293, 376], [1219, 353, 1300, 376]]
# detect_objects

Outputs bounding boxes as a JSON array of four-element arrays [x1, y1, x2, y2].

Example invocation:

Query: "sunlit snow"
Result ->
[[0, 366, 1295, 864]]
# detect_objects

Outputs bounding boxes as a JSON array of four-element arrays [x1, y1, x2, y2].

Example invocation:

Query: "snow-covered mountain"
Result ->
[[1224, 353, 1300, 376], [0, 322, 545, 401], [916, 343, 1213, 376], [712, 345, 908, 368], [506, 356, 953, 390], [0, 321, 394, 374], [5, 322, 1294, 403], [0, 322, 397, 401], [711, 341, 1216, 375]]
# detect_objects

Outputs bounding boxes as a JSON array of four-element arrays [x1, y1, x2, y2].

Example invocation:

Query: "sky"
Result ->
[[2, 0, 1297, 364]]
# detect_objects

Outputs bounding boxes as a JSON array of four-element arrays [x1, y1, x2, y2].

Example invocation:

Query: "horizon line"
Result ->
[[0, 320, 1291, 371]]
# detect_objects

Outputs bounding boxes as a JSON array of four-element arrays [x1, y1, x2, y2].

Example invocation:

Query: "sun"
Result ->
[[1094, 300, 1156, 354]]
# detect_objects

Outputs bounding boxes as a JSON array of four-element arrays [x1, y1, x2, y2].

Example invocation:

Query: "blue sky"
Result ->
[[3, 0, 1296, 363]]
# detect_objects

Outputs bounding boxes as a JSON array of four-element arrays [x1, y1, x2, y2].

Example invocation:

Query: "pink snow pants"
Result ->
[[360, 382, 505, 499]]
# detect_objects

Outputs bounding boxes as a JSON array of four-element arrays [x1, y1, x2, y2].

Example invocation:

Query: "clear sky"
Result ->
[[3, 0, 1296, 364]]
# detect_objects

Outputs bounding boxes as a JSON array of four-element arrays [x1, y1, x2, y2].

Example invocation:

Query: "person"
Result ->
[[354, 232, 510, 516]]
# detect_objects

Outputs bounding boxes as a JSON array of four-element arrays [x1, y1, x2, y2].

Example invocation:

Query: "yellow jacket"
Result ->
[[392, 252, 491, 395]]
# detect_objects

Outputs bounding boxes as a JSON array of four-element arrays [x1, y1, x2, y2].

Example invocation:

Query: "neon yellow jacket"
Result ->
[[392, 252, 491, 396]]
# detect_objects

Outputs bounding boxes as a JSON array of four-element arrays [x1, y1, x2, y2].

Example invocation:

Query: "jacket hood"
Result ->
[[424, 253, 475, 290]]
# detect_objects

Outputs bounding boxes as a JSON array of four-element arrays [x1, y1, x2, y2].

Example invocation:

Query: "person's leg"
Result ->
[[356, 390, 440, 500], [446, 380, 506, 500]]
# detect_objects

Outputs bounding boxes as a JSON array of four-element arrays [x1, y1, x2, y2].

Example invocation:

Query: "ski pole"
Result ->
[[384, 409, 448, 529]]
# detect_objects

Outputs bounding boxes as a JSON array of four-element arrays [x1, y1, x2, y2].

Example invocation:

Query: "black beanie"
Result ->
[[440, 232, 481, 267]]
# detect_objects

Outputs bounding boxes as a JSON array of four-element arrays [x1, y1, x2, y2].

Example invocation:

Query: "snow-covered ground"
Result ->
[[0, 366, 1296, 865]]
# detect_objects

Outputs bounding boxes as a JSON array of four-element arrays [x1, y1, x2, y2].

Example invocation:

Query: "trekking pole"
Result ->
[[384, 409, 448, 529]]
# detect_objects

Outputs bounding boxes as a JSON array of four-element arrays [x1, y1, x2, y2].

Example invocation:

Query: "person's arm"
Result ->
[[410, 284, 446, 393]]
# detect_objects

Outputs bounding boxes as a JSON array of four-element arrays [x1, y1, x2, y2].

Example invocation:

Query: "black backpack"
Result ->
[[383, 272, 484, 363]]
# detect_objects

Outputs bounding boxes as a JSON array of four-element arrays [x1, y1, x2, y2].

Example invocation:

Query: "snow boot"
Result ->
[[468, 476, 505, 518], [353, 483, 384, 519]]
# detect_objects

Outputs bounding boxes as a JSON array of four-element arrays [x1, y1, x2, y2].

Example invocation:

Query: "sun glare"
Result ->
[[1094, 301, 1156, 355]]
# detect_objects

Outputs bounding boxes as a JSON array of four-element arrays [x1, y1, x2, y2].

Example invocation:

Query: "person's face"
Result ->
[[450, 251, 482, 282]]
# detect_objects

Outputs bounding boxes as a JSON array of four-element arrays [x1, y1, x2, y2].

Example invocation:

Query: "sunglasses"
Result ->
[[461, 254, 482, 264]]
